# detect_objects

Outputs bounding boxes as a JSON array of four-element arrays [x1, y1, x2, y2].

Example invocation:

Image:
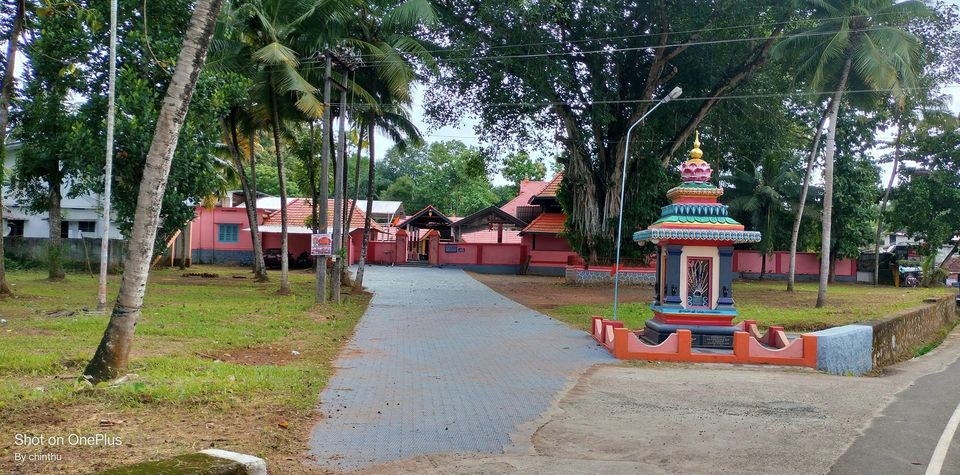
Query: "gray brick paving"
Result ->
[[308, 266, 612, 471]]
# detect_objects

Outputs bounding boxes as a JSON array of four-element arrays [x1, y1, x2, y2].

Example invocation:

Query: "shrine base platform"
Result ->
[[642, 319, 740, 349]]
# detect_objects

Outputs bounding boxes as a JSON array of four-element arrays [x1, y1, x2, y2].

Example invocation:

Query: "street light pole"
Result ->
[[612, 86, 682, 321], [96, 0, 118, 312]]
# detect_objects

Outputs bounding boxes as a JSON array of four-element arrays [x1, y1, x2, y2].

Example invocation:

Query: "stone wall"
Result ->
[[3, 236, 127, 266], [870, 295, 958, 368], [565, 267, 656, 285]]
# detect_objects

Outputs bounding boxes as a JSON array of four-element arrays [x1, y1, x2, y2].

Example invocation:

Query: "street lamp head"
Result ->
[[663, 86, 683, 103]]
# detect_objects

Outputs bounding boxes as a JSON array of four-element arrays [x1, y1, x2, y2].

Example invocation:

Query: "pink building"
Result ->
[[191, 198, 379, 266]]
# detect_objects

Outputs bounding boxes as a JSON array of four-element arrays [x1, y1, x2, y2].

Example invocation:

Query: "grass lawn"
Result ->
[[0, 265, 369, 474], [551, 280, 951, 332], [468, 273, 952, 333]]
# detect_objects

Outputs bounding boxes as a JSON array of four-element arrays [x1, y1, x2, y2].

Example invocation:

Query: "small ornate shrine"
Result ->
[[633, 132, 761, 348]]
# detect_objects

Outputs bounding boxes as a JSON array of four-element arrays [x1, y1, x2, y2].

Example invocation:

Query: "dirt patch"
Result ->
[[466, 272, 653, 310], [1, 400, 327, 475], [209, 346, 304, 366]]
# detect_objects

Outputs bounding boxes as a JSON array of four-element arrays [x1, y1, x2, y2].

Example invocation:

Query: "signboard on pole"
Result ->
[[311, 233, 332, 256]]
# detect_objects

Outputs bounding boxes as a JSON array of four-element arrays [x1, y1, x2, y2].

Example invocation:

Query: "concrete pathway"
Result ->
[[308, 266, 612, 471]]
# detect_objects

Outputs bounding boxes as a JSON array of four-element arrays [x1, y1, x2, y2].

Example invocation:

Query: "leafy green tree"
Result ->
[[500, 151, 546, 191], [11, 3, 94, 280], [0, 0, 26, 295], [889, 112, 960, 277], [829, 151, 879, 281], [84, 0, 224, 384], [223, 0, 344, 294], [724, 154, 799, 279], [773, 0, 930, 306], [381, 174, 416, 208], [379, 140, 498, 216], [427, 1, 795, 262]]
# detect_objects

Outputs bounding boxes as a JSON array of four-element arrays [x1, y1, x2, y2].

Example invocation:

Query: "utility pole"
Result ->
[[331, 77, 347, 304], [317, 55, 332, 304], [97, 0, 118, 312]]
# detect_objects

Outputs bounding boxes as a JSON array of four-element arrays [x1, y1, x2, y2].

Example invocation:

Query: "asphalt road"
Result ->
[[831, 339, 960, 475]]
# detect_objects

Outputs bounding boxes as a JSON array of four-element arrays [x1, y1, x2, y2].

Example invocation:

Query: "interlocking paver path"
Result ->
[[308, 266, 612, 470]]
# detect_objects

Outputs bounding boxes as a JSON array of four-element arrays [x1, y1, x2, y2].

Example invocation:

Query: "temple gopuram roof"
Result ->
[[634, 132, 761, 245]]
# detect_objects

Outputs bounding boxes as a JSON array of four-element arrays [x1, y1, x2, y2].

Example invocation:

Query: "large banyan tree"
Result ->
[[425, 0, 794, 261]]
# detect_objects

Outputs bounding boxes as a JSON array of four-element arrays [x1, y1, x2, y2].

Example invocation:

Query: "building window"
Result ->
[[78, 221, 97, 234], [61, 221, 69, 239], [687, 257, 712, 309], [218, 223, 240, 243], [5, 220, 25, 237]]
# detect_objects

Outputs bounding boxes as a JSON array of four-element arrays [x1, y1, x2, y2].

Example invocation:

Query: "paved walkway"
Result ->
[[308, 266, 612, 471]]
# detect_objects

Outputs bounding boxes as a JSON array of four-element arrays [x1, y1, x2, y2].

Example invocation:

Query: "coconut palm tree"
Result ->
[[84, 0, 225, 384], [0, 0, 27, 296], [872, 96, 953, 285], [725, 155, 797, 280], [773, 0, 930, 307], [345, 0, 436, 287], [786, 106, 828, 291], [227, 0, 348, 294]]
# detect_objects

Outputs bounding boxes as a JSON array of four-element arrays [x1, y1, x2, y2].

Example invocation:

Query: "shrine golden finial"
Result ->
[[689, 130, 703, 161]]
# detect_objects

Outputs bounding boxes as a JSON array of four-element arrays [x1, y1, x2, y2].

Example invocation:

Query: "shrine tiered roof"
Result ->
[[634, 132, 760, 245]]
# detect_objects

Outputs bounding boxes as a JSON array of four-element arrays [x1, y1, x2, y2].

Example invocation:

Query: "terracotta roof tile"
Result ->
[[520, 212, 567, 235], [535, 173, 564, 200], [262, 199, 379, 231], [947, 256, 960, 273]]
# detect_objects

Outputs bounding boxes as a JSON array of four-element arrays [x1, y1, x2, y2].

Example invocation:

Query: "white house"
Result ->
[[2, 141, 122, 239]]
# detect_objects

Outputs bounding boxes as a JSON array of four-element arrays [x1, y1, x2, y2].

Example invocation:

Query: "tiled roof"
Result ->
[[535, 173, 564, 200], [459, 229, 523, 244], [520, 212, 567, 235], [261, 199, 379, 231], [947, 256, 960, 273], [396, 205, 452, 228], [500, 180, 548, 218]]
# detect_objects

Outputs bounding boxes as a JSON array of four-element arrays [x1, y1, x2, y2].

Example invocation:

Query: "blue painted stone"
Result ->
[[810, 325, 873, 376]]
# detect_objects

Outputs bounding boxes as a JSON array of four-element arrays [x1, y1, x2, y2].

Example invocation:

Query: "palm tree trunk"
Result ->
[[223, 115, 267, 281], [269, 77, 291, 295], [356, 123, 375, 288], [874, 117, 903, 285], [816, 56, 853, 308], [48, 179, 65, 281], [308, 121, 319, 234], [83, 0, 224, 384], [787, 104, 830, 291], [760, 251, 767, 280], [178, 226, 187, 270], [0, 0, 25, 296], [344, 128, 365, 258], [247, 126, 267, 282]]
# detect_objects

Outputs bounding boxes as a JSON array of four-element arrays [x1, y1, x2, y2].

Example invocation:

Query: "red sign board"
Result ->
[[311, 233, 332, 256]]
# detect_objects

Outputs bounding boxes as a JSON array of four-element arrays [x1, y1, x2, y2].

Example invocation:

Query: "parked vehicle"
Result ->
[[264, 248, 293, 269], [294, 251, 314, 269]]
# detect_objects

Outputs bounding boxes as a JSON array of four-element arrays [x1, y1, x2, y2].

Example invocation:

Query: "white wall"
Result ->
[[3, 143, 123, 239]]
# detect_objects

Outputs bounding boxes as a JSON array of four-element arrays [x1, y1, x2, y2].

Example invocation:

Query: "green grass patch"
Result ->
[[914, 320, 959, 358], [0, 266, 369, 413], [547, 280, 952, 332]]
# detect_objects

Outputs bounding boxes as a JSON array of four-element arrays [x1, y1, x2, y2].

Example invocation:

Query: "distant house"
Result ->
[[2, 141, 122, 240], [190, 197, 380, 265], [947, 257, 959, 287]]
